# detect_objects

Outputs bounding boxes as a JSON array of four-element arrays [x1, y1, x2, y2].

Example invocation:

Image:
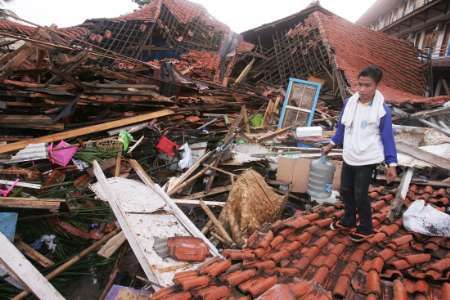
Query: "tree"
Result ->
[[132, 0, 150, 7]]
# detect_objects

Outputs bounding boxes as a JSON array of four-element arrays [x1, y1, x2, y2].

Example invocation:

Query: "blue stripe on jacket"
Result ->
[[331, 102, 398, 165]]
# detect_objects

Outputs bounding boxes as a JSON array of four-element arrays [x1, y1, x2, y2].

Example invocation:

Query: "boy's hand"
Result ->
[[386, 166, 397, 183], [321, 143, 334, 155]]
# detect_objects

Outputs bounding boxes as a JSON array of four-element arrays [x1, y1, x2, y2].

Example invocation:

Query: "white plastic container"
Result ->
[[296, 126, 322, 138]]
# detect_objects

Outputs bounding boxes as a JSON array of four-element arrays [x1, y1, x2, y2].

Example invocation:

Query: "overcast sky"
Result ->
[[5, 0, 376, 32]]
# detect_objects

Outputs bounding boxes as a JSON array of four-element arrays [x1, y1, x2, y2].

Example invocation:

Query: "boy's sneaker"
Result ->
[[330, 220, 353, 231], [349, 231, 373, 243]]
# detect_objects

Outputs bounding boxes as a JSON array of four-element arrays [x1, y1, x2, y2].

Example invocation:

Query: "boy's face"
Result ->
[[357, 76, 377, 100]]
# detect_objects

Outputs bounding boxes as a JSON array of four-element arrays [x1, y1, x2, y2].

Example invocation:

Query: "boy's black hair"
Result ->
[[358, 65, 383, 84]]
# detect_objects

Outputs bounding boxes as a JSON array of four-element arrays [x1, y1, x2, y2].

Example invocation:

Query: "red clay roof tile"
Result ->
[[245, 260, 276, 271], [239, 276, 265, 292], [270, 235, 285, 248], [223, 249, 255, 260], [392, 280, 408, 300], [150, 286, 176, 300], [275, 267, 299, 277], [288, 280, 313, 297], [333, 275, 351, 298], [165, 291, 192, 300], [258, 284, 296, 300], [269, 250, 290, 262], [312, 266, 329, 284], [378, 248, 396, 262], [278, 227, 295, 237], [201, 260, 232, 277], [322, 254, 338, 269], [224, 269, 257, 286], [330, 243, 346, 256], [340, 262, 358, 277], [315, 218, 333, 228], [370, 257, 384, 273], [404, 254, 432, 266], [177, 275, 210, 290], [284, 241, 301, 252], [368, 232, 387, 244], [442, 283, 450, 300], [292, 257, 311, 271], [390, 259, 411, 270], [248, 230, 274, 249], [303, 246, 321, 260], [427, 257, 450, 272], [248, 276, 278, 297], [254, 248, 270, 258], [389, 235, 413, 248], [193, 285, 231, 300], [304, 213, 320, 221], [349, 249, 365, 263], [367, 270, 381, 295]]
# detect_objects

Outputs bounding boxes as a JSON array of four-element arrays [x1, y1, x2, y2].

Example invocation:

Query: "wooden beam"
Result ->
[[0, 197, 64, 211], [15, 239, 55, 268], [0, 109, 174, 154], [198, 200, 234, 246], [0, 231, 64, 300], [97, 231, 126, 259], [397, 141, 450, 170], [183, 185, 232, 200], [174, 199, 226, 207], [388, 167, 414, 221]]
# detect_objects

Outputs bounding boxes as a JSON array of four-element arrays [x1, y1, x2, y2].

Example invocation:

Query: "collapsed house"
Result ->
[[0, 1, 449, 300], [235, 4, 448, 106]]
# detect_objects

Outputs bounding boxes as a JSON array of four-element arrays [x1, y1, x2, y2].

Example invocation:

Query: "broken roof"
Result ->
[[152, 185, 450, 299], [0, 19, 88, 40], [290, 11, 433, 105], [116, 0, 229, 32]]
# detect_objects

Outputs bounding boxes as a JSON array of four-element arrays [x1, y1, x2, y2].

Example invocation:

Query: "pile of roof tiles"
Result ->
[[150, 185, 450, 300]]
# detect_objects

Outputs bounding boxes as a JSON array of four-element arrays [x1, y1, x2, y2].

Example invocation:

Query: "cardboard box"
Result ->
[[276, 157, 342, 193]]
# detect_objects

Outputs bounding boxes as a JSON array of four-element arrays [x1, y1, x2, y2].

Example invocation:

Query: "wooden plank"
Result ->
[[397, 141, 450, 170], [0, 197, 64, 210], [174, 199, 226, 207], [15, 239, 55, 268], [184, 185, 232, 200], [0, 180, 41, 189], [97, 231, 126, 259], [166, 151, 213, 195], [0, 109, 174, 154], [388, 167, 414, 222], [376, 174, 450, 188], [198, 200, 234, 246], [410, 106, 450, 119], [0, 231, 64, 300]]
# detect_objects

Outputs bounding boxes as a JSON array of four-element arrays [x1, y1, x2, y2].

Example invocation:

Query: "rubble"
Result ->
[[0, 0, 448, 299]]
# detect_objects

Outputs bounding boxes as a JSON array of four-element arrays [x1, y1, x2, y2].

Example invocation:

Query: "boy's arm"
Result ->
[[379, 105, 398, 166]]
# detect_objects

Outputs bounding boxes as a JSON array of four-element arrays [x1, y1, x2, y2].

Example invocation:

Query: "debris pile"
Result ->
[[0, 1, 448, 299]]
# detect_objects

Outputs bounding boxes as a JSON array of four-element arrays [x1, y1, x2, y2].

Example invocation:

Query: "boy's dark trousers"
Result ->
[[340, 162, 377, 234]]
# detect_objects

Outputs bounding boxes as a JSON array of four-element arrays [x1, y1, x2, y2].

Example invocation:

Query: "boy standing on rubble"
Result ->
[[322, 65, 398, 242]]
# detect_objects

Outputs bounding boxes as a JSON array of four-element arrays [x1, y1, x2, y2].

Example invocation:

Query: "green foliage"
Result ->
[[132, 0, 150, 7]]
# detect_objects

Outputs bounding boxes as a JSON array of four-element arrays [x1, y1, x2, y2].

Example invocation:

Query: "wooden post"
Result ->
[[241, 105, 250, 134], [388, 167, 414, 222], [114, 151, 122, 177], [198, 200, 234, 245]]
